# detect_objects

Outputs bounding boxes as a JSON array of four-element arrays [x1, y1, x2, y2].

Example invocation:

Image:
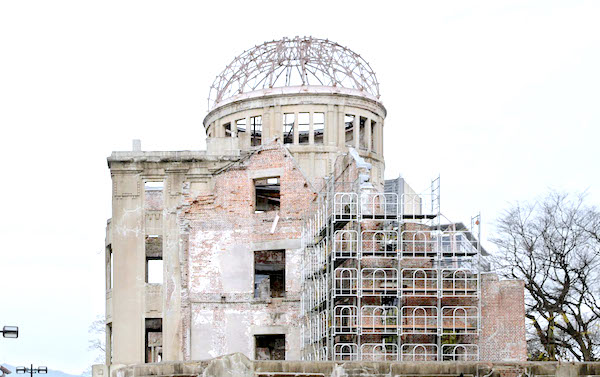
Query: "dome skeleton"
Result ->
[[208, 37, 380, 110]]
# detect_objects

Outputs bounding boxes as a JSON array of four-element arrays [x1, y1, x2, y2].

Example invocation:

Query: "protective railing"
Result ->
[[439, 232, 479, 257], [441, 269, 478, 297], [360, 305, 398, 334], [360, 192, 398, 220], [361, 230, 398, 258], [400, 306, 438, 335], [360, 343, 398, 361], [334, 230, 358, 259], [400, 344, 438, 361], [333, 192, 358, 221], [400, 193, 439, 222], [361, 268, 399, 296], [334, 343, 358, 361], [400, 230, 439, 258], [400, 268, 438, 297], [441, 306, 479, 335], [333, 268, 358, 296], [333, 305, 358, 335], [442, 344, 479, 361]]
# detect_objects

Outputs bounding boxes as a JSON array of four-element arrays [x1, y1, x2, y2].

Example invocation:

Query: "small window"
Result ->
[[359, 117, 367, 150], [250, 116, 262, 146], [224, 122, 232, 137], [146, 235, 163, 284], [298, 113, 310, 144], [254, 177, 280, 213], [255, 334, 285, 360], [254, 250, 285, 299], [145, 319, 162, 363], [106, 245, 113, 290], [236, 119, 246, 133], [371, 121, 377, 153], [283, 113, 295, 144], [313, 112, 325, 144], [345, 114, 355, 145]]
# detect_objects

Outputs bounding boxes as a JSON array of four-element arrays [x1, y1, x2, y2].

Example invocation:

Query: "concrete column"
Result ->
[[326, 105, 335, 146], [163, 171, 185, 361], [262, 107, 270, 144], [293, 111, 299, 145], [111, 172, 145, 365], [379, 120, 384, 156], [353, 115, 360, 149], [366, 118, 372, 152], [338, 107, 345, 148], [274, 105, 281, 143], [308, 112, 314, 145]]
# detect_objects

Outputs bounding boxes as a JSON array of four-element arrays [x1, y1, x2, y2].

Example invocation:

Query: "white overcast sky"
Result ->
[[1, 0, 599, 374]]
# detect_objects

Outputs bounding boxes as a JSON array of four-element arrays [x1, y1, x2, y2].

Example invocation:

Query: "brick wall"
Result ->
[[479, 273, 527, 361]]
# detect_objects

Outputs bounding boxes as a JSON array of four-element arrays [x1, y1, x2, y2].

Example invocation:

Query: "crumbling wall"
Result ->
[[479, 273, 527, 361], [179, 143, 315, 360]]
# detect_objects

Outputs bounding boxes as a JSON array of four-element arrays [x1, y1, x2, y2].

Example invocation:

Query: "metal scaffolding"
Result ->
[[301, 176, 482, 361]]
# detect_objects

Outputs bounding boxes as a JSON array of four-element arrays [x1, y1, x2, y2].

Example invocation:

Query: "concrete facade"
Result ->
[[102, 37, 527, 372]]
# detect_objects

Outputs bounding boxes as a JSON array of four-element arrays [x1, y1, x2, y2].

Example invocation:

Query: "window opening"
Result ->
[[345, 114, 355, 145], [283, 113, 295, 144], [224, 122, 232, 137], [298, 112, 310, 144], [254, 177, 280, 213], [359, 117, 367, 150], [255, 334, 285, 360], [371, 121, 377, 153], [254, 250, 285, 299], [144, 319, 162, 363], [313, 112, 325, 144], [236, 119, 246, 133], [145, 235, 163, 284], [251, 116, 262, 146]]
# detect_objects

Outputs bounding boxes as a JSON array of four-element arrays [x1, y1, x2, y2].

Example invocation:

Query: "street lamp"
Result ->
[[16, 365, 47, 377], [1, 326, 18, 338]]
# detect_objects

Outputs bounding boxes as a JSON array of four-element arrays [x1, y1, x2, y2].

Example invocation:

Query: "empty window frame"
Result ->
[[298, 112, 310, 144], [145, 235, 163, 284], [145, 318, 162, 363], [313, 112, 325, 144], [359, 117, 368, 150], [106, 245, 113, 290], [236, 119, 246, 133], [144, 181, 164, 210], [107, 322, 113, 365], [255, 334, 285, 360], [371, 121, 377, 153], [254, 250, 285, 299], [254, 177, 280, 213], [250, 116, 262, 146], [283, 113, 295, 144], [224, 122, 232, 137], [345, 114, 355, 145]]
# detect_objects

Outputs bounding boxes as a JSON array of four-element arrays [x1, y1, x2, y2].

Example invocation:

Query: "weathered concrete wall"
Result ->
[[479, 273, 527, 361], [108, 353, 600, 377], [179, 143, 315, 361]]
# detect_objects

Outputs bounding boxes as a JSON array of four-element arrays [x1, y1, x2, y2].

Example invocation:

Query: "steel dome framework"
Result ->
[[208, 36, 380, 110]]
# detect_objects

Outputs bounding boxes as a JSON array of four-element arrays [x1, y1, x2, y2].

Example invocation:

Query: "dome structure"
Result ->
[[208, 36, 380, 110]]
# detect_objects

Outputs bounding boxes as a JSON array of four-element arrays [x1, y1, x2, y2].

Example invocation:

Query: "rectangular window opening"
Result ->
[[283, 113, 295, 144], [224, 122, 232, 137], [344, 114, 355, 145], [145, 318, 162, 363], [145, 235, 163, 284], [359, 117, 367, 150], [298, 112, 310, 144], [254, 177, 280, 213], [313, 112, 325, 144], [251, 116, 262, 146], [254, 250, 285, 299], [144, 181, 164, 210], [255, 334, 285, 360], [236, 119, 246, 133], [107, 323, 113, 365], [106, 245, 113, 290], [371, 121, 377, 153]]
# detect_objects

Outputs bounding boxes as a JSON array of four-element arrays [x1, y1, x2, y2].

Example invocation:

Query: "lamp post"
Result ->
[[1, 326, 18, 338], [16, 365, 47, 377]]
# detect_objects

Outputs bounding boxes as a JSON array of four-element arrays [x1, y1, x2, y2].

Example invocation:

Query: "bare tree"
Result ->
[[88, 315, 106, 363], [492, 192, 600, 361]]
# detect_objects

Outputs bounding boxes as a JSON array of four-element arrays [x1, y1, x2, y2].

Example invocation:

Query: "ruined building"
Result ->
[[103, 37, 526, 369]]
